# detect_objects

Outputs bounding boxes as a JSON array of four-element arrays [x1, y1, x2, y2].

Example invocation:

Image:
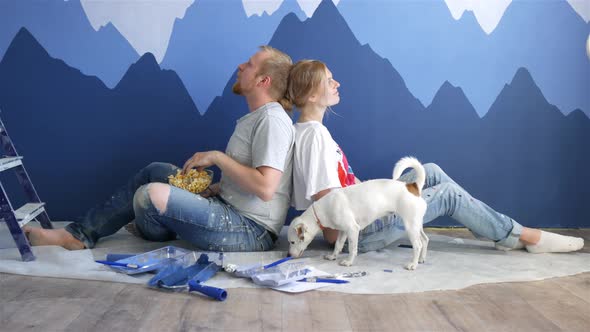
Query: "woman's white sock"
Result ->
[[525, 231, 584, 253], [494, 240, 525, 251]]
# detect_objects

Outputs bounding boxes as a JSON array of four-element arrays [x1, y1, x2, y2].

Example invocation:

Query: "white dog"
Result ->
[[288, 157, 429, 270]]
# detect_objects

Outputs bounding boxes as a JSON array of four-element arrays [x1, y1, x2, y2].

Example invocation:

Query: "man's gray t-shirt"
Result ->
[[219, 102, 294, 236]]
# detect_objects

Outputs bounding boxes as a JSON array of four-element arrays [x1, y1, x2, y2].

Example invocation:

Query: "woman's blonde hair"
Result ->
[[285, 60, 328, 109]]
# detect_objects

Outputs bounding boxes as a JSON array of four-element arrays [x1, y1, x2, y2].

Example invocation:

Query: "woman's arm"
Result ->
[[312, 189, 339, 244]]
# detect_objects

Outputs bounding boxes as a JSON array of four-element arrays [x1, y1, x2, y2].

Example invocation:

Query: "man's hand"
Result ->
[[182, 151, 221, 174], [200, 183, 220, 198]]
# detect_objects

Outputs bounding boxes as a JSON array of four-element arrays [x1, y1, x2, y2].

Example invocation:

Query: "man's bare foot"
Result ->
[[23, 226, 85, 250]]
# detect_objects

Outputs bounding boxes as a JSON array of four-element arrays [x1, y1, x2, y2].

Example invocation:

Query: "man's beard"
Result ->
[[232, 81, 242, 95]]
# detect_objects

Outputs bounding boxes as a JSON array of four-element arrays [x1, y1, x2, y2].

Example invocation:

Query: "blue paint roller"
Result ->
[[148, 253, 227, 301]]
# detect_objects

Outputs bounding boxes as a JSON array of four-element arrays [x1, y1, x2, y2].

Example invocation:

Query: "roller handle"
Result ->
[[188, 280, 227, 301]]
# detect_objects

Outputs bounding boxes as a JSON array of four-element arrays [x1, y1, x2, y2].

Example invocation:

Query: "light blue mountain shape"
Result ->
[[161, 0, 306, 113], [0, 0, 138, 88], [338, 0, 589, 117]]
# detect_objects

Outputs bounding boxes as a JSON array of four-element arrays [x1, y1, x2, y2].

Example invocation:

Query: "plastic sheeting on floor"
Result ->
[[1, 222, 588, 294]]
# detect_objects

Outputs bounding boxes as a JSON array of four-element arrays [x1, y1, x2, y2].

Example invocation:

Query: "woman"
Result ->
[[286, 59, 583, 253]]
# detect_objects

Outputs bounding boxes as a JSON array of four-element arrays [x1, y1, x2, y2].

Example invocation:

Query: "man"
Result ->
[[25, 46, 295, 252]]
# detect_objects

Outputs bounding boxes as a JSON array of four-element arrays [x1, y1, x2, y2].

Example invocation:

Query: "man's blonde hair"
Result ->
[[257, 46, 293, 111]]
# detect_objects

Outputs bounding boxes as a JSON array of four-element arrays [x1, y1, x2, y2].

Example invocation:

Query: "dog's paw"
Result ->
[[418, 258, 425, 264], [339, 259, 353, 267], [324, 254, 337, 261], [405, 262, 417, 270]]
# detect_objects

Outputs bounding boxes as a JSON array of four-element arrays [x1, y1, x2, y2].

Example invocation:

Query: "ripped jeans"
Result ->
[[353, 163, 524, 252], [66, 162, 275, 251]]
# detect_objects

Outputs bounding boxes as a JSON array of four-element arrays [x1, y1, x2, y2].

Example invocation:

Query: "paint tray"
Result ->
[[107, 245, 193, 275]]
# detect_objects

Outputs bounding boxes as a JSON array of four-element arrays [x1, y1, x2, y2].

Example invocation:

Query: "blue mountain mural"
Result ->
[[0, 1, 587, 228], [207, 0, 589, 227], [338, 0, 590, 117], [0, 0, 138, 88], [162, 0, 306, 113], [0, 28, 201, 220]]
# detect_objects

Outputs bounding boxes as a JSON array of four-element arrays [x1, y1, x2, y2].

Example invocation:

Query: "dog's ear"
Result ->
[[295, 224, 307, 241]]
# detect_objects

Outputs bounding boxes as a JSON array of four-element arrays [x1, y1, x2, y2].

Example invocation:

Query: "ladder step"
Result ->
[[15, 202, 45, 227], [0, 156, 23, 172]]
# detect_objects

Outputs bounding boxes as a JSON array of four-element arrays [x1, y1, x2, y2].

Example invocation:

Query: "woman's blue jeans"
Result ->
[[66, 162, 275, 251], [355, 163, 524, 252]]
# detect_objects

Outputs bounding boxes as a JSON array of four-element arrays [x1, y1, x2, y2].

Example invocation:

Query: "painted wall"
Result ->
[[0, 0, 588, 227]]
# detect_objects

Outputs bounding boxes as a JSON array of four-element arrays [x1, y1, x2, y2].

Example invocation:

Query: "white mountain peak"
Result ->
[[243, 0, 340, 17], [78, 0, 589, 62], [445, 0, 589, 35]]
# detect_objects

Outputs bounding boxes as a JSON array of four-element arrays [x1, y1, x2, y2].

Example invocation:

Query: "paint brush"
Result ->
[[95, 260, 142, 269], [297, 277, 350, 284]]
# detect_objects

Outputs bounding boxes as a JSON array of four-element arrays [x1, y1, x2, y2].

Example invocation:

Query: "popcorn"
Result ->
[[168, 169, 213, 194]]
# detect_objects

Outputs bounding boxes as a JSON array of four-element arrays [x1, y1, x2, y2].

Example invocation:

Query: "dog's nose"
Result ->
[[286, 253, 292, 257]]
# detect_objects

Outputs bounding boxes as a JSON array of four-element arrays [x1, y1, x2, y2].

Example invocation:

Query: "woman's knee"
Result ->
[[432, 182, 466, 198], [423, 163, 444, 177]]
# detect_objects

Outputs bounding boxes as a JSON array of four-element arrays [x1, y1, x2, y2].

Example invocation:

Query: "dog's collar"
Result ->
[[311, 204, 326, 230]]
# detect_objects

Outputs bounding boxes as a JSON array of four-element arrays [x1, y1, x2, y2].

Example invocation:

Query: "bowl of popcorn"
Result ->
[[168, 169, 213, 194]]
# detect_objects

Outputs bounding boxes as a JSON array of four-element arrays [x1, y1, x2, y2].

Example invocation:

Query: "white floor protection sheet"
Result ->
[[1, 222, 588, 294]]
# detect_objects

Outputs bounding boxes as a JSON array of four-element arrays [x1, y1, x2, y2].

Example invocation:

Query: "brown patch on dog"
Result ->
[[296, 224, 305, 240], [406, 182, 420, 197]]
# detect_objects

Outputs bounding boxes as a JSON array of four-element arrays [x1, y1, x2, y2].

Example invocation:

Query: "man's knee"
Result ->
[[145, 162, 176, 173], [147, 183, 171, 213], [141, 162, 179, 183]]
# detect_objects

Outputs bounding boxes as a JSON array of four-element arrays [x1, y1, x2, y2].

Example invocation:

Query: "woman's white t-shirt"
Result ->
[[292, 121, 356, 210]]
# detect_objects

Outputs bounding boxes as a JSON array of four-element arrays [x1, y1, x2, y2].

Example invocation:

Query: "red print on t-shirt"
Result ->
[[336, 146, 355, 187]]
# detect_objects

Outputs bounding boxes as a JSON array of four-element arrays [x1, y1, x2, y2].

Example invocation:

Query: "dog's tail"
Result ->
[[392, 156, 425, 195]]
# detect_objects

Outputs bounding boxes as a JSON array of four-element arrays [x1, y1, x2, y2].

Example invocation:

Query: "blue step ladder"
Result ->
[[0, 115, 52, 261]]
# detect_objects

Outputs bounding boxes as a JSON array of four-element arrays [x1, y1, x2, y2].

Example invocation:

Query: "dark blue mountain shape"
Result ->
[[206, 0, 590, 227], [473, 67, 590, 227], [0, 28, 201, 220], [488, 0, 589, 116], [0, 0, 138, 88], [161, 0, 306, 113], [266, 0, 424, 179], [419, 81, 482, 164], [567, 109, 590, 133], [115, 53, 197, 112], [337, 0, 589, 117], [426, 81, 480, 124]]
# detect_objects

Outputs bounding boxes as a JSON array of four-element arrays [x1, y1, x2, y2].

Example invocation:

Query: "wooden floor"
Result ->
[[2, 229, 589, 332]]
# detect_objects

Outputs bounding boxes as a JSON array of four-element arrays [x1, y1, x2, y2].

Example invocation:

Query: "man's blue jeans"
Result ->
[[66, 162, 275, 251], [355, 163, 524, 252]]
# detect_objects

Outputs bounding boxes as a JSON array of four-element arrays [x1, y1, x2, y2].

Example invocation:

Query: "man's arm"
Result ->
[[213, 152, 282, 202], [183, 150, 282, 202]]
